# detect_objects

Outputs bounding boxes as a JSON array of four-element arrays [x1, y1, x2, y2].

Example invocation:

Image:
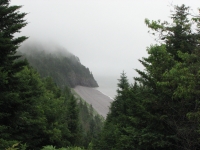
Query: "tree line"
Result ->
[[17, 46, 98, 88], [94, 4, 200, 150], [1, 1, 200, 149], [0, 1, 103, 149]]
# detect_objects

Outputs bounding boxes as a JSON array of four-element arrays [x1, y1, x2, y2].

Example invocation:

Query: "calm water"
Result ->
[[95, 86, 116, 100], [95, 75, 134, 99], [95, 76, 118, 99]]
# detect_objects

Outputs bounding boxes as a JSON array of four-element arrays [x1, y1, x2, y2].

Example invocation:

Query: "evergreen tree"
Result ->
[[108, 71, 130, 120], [14, 66, 47, 149], [95, 72, 132, 149], [97, 4, 200, 150], [65, 93, 81, 146], [134, 5, 200, 149], [0, 0, 28, 148], [0, 1, 103, 149], [145, 4, 198, 60]]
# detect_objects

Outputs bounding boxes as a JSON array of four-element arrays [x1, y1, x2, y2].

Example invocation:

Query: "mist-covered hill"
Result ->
[[18, 42, 98, 88]]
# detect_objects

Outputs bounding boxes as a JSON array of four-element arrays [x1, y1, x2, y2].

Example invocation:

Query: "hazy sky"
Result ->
[[10, 0, 200, 97]]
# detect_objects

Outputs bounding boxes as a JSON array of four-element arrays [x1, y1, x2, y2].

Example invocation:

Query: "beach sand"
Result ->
[[74, 86, 113, 118]]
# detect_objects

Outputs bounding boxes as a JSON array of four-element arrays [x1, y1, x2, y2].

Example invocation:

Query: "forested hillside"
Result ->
[[18, 44, 98, 88], [0, 1, 103, 149], [2, 0, 200, 149], [94, 5, 200, 150]]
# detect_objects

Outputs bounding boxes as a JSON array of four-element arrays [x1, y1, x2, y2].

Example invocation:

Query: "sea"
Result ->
[[95, 86, 116, 100], [94, 74, 134, 100], [95, 76, 118, 100]]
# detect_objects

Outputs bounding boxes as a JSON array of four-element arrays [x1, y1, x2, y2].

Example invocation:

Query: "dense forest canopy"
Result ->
[[17, 42, 99, 88], [94, 4, 200, 150], [1, 1, 200, 150], [0, 1, 102, 149]]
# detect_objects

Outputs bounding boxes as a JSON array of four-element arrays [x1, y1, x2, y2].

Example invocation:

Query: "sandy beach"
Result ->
[[74, 86, 113, 118]]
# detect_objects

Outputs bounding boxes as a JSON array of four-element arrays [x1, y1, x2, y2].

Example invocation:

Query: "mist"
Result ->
[[11, 0, 200, 97], [18, 40, 74, 58]]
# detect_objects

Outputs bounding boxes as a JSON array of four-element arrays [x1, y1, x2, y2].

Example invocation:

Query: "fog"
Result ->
[[11, 0, 199, 97], [19, 40, 74, 58]]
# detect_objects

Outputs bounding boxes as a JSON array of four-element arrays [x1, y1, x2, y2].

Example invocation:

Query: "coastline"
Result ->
[[73, 86, 113, 118], [94, 88, 115, 100], [95, 86, 117, 100]]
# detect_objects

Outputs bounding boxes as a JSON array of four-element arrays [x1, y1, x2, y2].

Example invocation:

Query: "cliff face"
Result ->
[[18, 44, 98, 88], [68, 71, 98, 88]]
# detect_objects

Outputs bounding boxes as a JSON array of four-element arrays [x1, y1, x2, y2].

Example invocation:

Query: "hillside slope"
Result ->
[[18, 43, 98, 88], [74, 86, 113, 118]]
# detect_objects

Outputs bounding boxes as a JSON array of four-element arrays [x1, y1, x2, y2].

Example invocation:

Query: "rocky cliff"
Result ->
[[18, 44, 98, 88]]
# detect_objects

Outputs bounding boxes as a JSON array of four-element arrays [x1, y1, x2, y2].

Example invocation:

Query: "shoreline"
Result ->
[[94, 88, 115, 100], [73, 86, 113, 118]]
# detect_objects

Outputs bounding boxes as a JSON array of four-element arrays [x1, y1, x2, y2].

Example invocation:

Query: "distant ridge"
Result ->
[[18, 43, 98, 88]]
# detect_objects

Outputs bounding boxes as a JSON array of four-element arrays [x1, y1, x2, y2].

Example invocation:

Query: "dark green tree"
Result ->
[[14, 66, 47, 149], [65, 92, 81, 146], [0, 0, 28, 148], [135, 45, 179, 149], [145, 4, 198, 61], [134, 5, 200, 150], [108, 71, 130, 120], [95, 72, 133, 149], [97, 4, 200, 150], [39, 79, 72, 148]]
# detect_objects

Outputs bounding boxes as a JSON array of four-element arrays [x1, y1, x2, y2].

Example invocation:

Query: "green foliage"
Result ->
[[0, 59, 102, 149], [0, 1, 102, 149], [77, 98, 104, 148], [41, 145, 84, 150], [141, 5, 200, 149], [41, 145, 56, 150], [5, 143, 27, 150], [18, 48, 98, 88], [145, 4, 198, 60], [96, 4, 200, 150], [5, 143, 20, 150], [95, 72, 136, 149], [1, 65, 86, 149], [65, 93, 81, 145], [0, 0, 28, 149]]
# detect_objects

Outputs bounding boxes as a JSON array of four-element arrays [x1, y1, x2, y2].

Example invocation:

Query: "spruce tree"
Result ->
[[136, 5, 200, 149], [96, 72, 132, 149], [108, 71, 130, 120], [145, 4, 198, 60], [97, 4, 200, 150], [0, 0, 28, 148], [65, 94, 81, 146]]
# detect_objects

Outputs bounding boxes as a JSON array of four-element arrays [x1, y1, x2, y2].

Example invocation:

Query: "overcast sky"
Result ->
[[10, 0, 200, 97]]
